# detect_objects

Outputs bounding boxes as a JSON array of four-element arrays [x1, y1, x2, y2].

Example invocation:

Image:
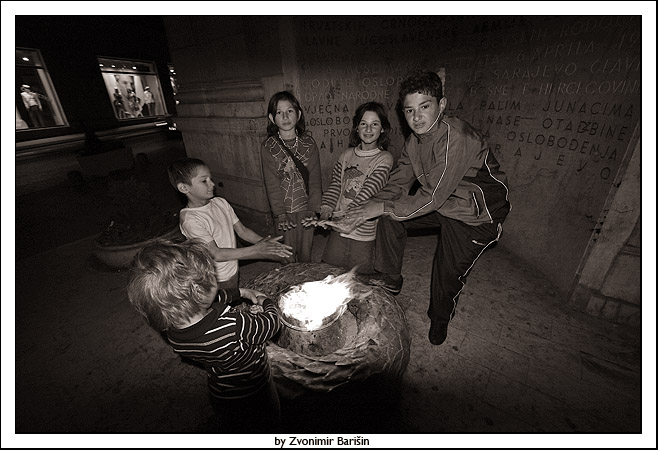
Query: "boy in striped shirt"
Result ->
[[127, 239, 281, 433]]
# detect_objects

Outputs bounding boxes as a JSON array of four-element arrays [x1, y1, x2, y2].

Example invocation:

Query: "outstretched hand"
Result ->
[[343, 201, 385, 221], [254, 235, 293, 260], [322, 215, 363, 234], [239, 287, 268, 305], [301, 210, 364, 233], [301, 216, 329, 228], [276, 214, 296, 232]]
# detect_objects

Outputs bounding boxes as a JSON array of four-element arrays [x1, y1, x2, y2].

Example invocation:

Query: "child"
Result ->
[[261, 91, 322, 263], [127, 239, 281, 433], [315, 102, 393, 272], [167, 157, 292, 289], [349, 71, 511, 345]]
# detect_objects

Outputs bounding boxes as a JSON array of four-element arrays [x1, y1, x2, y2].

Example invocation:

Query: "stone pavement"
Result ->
[[8, 143, 652, 447], [394, 234, 643, 434], [10, 229, 648, 446]]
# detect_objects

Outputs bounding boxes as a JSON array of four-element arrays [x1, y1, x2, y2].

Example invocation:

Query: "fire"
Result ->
[[279, 269, 361, 331]]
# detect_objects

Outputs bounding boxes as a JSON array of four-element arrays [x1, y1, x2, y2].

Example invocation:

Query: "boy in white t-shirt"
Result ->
[[168, 158, 292, 289]]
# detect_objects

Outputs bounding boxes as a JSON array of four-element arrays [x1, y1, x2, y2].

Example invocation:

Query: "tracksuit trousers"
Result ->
[[373, 212, 502, 324]]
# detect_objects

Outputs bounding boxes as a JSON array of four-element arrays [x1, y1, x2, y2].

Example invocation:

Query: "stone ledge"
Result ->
[[176, 79, 265, 104]]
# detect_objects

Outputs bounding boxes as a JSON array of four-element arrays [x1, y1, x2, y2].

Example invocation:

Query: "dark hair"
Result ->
[[349, 102, 391, 150], [127, 239, 217, 330], [398, 71, 443, 103], [266, 91, 306, 137], [167, 158, 207, 189]]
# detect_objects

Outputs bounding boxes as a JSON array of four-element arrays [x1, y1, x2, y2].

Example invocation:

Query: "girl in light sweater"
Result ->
[[318, 102, 393, 272]]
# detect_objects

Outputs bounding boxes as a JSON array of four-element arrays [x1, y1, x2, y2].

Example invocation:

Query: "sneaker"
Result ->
[[355, 271, 403, 295], [428, 321, 449, 345]]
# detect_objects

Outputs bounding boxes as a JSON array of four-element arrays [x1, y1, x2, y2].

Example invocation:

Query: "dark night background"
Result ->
[[4, 4, 656, 449]]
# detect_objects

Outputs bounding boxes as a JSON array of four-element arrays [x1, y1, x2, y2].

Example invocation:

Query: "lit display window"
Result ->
[[16, 47, 68, 130], [98, 57, 167, 120]]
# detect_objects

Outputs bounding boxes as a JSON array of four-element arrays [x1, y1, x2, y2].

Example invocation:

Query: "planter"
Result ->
[[77, 147, 134, 177], [94, 226, 182, 269]]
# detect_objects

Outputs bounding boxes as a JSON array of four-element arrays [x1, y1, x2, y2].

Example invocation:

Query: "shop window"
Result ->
[[98, 57, 167, 120], [16, 48, 68, 131]]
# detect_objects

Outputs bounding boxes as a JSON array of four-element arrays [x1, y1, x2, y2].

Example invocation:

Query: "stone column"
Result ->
[[569, 122, 642, 326], [175, 80, 273, 228], [164, 16, 292, 232]]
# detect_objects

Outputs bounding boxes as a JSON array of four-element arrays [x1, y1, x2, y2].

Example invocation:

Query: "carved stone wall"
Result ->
[[163, 16, 643, 304], [164, 17, 287, 230], [174, 81, 271, 223], [290, 15, 642, 296]]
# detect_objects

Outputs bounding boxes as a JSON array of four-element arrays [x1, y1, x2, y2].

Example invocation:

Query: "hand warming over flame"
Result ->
[[301, 209, 326, 228], [275, 213, 296, 232], [341, 200, 385, 221], [323, 215, 363, 234], [239, 288, 268, 306], [254, 235, 293, 260], [301, 208, 363, 233]]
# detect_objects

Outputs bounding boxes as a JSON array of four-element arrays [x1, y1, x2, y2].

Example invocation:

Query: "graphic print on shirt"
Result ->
[[343, 164, 364, 200], [280, 155, 306, 204]]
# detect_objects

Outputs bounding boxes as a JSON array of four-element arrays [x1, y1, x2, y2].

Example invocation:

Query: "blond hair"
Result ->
[[127, 239, 216, 330]]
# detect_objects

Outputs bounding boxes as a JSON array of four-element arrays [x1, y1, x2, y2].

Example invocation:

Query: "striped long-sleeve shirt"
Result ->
[[167, 288, 280, 399], [321, 146, 393, 241]]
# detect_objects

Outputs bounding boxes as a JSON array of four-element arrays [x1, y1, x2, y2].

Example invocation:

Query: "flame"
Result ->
[[279, 269, 360, 331]]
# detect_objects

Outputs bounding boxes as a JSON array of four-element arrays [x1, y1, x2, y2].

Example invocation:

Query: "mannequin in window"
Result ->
[[113, 88, 126, 119], [127, 89, 143, 117], [142, 86, 156, 116], [20, 84, 44, 128]]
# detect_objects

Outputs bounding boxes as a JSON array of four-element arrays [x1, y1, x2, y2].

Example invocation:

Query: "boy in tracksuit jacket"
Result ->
[[349, 71, 511, 346]]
